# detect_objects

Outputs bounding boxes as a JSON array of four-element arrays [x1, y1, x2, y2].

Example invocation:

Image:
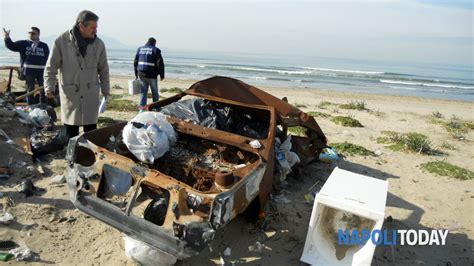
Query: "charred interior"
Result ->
[[78, 121, 260, 194], [153, 132, 258, 192]]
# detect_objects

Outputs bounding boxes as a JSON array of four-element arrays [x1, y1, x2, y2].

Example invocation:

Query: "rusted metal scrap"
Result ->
[[66, 76, 327, 260]]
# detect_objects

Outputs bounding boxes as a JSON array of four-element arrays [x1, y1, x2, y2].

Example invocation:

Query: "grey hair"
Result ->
[[76, 10, 99, 27]]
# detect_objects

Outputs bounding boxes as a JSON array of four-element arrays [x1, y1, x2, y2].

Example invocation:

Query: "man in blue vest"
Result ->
[[3, 27, 50, 104], [133, 37, 165, 110]]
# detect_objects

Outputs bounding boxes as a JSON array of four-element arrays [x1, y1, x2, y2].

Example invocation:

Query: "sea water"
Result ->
[[1, 48, 472, 101]]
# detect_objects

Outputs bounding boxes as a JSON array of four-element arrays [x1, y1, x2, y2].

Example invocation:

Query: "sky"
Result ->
[[0, 0, 472, 65]]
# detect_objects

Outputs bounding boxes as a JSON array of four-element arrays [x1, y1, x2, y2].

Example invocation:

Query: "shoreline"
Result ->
[[110, 75, 474, 120], [110, 74, 474, 105]]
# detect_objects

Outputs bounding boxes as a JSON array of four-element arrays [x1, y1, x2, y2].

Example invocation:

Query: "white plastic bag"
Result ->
[[122, 112, 176, 163], [123, 235, 177, 266], [275, 135, 300, 181], [129, 79, 141, 95], [29, 108, 50, 128]]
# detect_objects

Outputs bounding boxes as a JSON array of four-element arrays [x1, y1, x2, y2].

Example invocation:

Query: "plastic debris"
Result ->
[[123, 235, 177, 266], [50, 175, 66, 184], [304, 192, 318, 203], [13, 109, 30, 121], [0, 212, 14, 224], [122, 112, 176, 164], [223, 247, 231, 257], [374, 149, 383, 156], [19, 180, 44, 197], [249, 140, 262, 149], [28, 108, 51, 128], [0, 253, 14, 262], [159, 98, 268, 139], [29, 129, 68, 155], [0, 240, 18, 249], [274, 136, 300, 181], [273, 194, 291, 204], [248, 241, 263, 253], [8, 246, 37, 261], [318, 147, 339, 164]]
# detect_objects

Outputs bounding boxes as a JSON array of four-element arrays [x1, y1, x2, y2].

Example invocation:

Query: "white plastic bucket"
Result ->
[[129, 79, 141, 95]]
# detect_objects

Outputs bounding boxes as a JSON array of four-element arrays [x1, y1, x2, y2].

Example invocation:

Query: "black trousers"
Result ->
[[25, 74, 46, 104], [65, 124, 97, 140]]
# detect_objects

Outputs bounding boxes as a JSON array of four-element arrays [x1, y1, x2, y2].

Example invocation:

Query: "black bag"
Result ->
[[30, 128, 68, 155]]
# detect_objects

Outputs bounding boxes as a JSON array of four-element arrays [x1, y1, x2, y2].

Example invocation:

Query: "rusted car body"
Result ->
[[66, 76, 327, 259]]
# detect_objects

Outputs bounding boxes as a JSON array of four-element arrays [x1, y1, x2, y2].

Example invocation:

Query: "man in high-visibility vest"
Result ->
[[133, 37, 165, 110], [3, 26, 50, 104]]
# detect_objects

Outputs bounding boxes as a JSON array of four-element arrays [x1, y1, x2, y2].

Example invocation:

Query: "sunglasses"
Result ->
[[28, 32, 37, 35]]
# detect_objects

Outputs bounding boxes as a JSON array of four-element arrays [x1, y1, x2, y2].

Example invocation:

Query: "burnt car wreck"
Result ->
[[66, 76, 327, 260]]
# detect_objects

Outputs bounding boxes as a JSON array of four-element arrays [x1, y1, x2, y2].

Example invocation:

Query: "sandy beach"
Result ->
[[1, 74, 473, 265]]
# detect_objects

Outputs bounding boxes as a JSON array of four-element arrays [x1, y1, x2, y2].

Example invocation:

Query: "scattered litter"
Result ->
[[35, 164, 45, 175], [29, 129, 67, 155], [28, 108, 51, 128], [13, 109, 30, 121], [274, 136, 300, 181], [273, 195, 291, 204], [50, 175, 66, 185], [123, 235, 177, 265], [303, 193, 315, 203], [0, 212, 14, 224], [26, 166, 35, 173], [8, 246, 37, 261], [249, 140, 262, 149], [219, 256, 225, 265], [19, 179, 44, 197], [122, 112, 176, 163], [0, 252, 14, 262], [318, 147, 339, 163], [14, 161, 27, 168], [264, 231, 276, 238], [374, 149, 383, 156], [248, 241, 263, 253], [223, 247, 231, 257], [159, 98, 268, 139]]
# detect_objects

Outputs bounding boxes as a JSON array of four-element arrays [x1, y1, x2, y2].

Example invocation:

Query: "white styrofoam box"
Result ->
[[301, 167, 389, 266]]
